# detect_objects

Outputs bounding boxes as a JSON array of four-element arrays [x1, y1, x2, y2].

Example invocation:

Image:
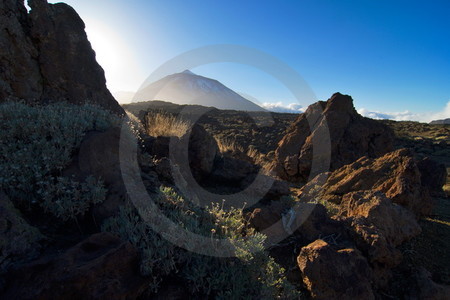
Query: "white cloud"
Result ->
[[358, 101, 450, 123], [261, 102, 305, 114]]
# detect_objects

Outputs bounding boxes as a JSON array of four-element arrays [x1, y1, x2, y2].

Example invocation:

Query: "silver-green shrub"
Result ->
[[103, 187, 300, 298], [0, 101, 120, 220]]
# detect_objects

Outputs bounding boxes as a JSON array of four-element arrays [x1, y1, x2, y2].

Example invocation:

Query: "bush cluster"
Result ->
[[0, 101, 120, 220], [103, 186, 300, 299]]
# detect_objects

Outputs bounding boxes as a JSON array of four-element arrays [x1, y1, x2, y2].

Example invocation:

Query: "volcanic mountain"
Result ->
[[132, 70, 265, 111]]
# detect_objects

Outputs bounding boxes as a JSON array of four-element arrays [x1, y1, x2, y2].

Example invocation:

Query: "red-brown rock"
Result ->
[[297, 239, 375, 300], [339, 191, 421, 267], [274, 93, 394, 182], [300, 148, 433, 215]]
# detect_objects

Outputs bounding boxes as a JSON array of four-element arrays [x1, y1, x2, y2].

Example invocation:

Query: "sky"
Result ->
[[58, 0, 450, 122]]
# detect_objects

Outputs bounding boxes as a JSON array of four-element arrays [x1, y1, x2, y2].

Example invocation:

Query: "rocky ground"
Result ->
[[125, 94, 450, 299]]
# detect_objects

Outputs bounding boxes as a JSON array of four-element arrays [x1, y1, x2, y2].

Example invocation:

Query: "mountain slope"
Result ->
[[133, 70, 265, 111]]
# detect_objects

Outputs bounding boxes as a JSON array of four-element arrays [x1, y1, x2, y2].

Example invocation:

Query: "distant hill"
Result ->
[[132, 70, 266, 112], [430, 118, 450, 125]]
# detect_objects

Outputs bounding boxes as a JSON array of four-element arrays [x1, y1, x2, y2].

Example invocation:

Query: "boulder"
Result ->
[[249, 201, 343, 245], [144, 124, 219, 183], [297, 239, 375, 300], [185, 124, 219, 180], [210, 154, 258, 184], [416, 157, 447, 197], [2, 232, 149, 299], [76, 127, 144, 221], [0, 191, 43, 273], [274, 93, 394, 182], [0, 0, 123, 114], [300, 148, 433, 215], [339, 191, 421, 267]]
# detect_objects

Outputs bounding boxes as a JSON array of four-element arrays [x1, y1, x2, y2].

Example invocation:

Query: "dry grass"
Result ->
[[215, 137, 244, 153], [145, 111, 191, 137]]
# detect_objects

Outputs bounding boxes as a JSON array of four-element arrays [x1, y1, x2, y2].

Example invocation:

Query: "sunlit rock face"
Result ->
[[0, 0, 123, 114], [274, 92, 394, 182]]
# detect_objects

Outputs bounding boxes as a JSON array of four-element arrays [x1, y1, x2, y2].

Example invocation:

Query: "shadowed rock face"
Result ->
[[0, 0, 123, 114], [274, 93, 394, 182]]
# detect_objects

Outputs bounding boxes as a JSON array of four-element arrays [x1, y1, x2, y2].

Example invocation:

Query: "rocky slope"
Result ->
[[0, 0, 123, 114]]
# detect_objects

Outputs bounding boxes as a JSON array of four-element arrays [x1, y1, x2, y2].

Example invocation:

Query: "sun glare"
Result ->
[[83, 18, 143, 94]]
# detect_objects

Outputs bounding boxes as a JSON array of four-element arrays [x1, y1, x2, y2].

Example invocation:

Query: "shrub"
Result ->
[[0, 101, 120, 220], [215, 136, 244, 154], [102, 187, 300, 298], [145, 110, 191, 137]]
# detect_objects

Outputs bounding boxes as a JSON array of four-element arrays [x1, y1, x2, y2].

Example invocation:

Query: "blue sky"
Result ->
[[60, 0, 450, 121]]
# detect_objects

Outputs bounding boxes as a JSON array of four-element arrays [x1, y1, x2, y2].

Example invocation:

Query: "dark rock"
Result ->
[[2, 232, 149, 300], [274, 93, 394, 182], [185, 124, 219, 180], [146, 136, 173, 159], [0, 0, 123, 114], [0, 191, 44, 273], [76, 127, 143, 221], [211, 154, 258, 184], [411, 267, 450, 300], [249, 201, 342, 245], [297, 239, 375, 300], [417, 157, 447, 197]]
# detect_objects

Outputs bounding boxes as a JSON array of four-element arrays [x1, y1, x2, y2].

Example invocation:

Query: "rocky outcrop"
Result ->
[[2, 232, 149, 299], [293, 149, 437, 295], [274, 93, 394, 182], [297, 239, 375, 300], [300, 148, 433, 215], [0, 0, 123, 114], [339, 191, 421, 267]]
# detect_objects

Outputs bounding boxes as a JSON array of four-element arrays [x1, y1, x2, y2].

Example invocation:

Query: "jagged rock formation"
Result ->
[[300, 148, 436, 215], [274, 93, 394, 182], [0, 0, 123, 114], [289, 148, 445, 296]]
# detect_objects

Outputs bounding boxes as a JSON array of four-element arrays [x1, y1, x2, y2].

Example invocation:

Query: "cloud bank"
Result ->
[[260, 102, 305, 114], [262, 100, 450, 123], [358, 101, 450, 123]]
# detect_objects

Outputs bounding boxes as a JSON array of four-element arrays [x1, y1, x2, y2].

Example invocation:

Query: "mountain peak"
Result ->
[[181, 69, 195, 75], [134, 71, 265, 111]]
